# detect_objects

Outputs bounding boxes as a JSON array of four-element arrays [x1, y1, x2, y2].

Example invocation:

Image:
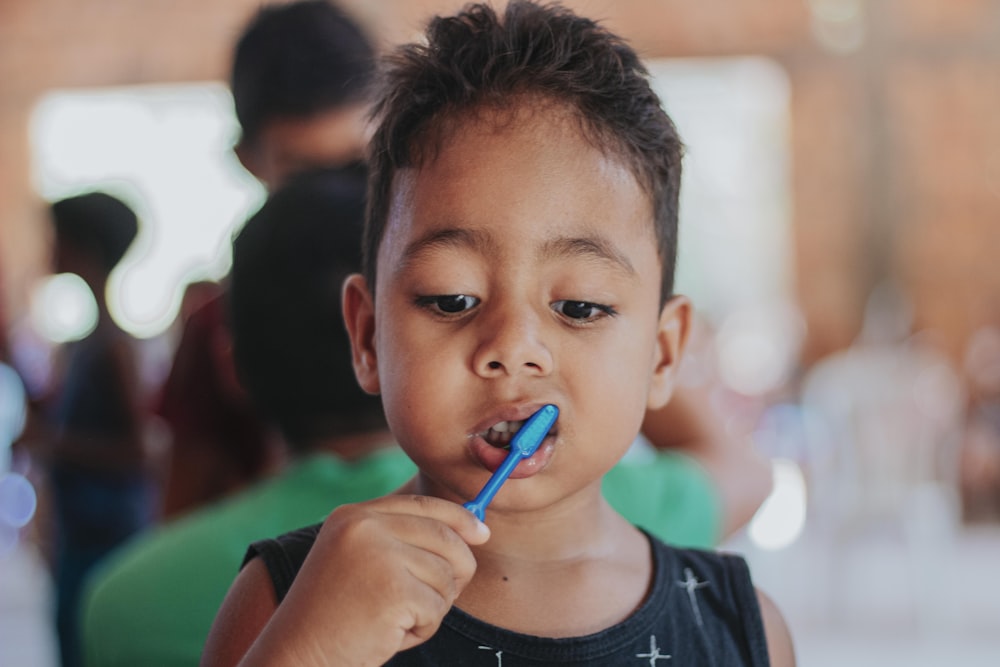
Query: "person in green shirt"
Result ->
[[81, 166, 411, 666]]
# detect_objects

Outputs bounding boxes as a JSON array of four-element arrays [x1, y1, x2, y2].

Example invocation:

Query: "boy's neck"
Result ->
[[456, 496, 652, 637], [472, 489, 627, 560]]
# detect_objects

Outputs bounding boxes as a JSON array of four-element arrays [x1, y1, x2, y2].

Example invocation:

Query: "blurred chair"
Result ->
[[799, 283, 965, 631]]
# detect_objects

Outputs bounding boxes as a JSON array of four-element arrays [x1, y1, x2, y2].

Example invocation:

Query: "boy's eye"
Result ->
[[417, 294, 480, 314], [552, 300, 615, 321]]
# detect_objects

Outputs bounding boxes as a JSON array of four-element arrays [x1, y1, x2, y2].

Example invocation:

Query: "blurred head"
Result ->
[[50, 191, 138, 277], [364, 0, 684, 306], [231, 0, 376, 189], [229, 165, 385, 452]]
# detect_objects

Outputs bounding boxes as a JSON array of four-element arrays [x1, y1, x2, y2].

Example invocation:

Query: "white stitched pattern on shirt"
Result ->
[[478, 645, 503, 666], [677, 567, 710, 627], [636, 634, 672, 664]]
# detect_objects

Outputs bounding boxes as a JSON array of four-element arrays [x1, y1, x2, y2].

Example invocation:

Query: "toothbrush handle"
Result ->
[[462, 450, 521, 521]]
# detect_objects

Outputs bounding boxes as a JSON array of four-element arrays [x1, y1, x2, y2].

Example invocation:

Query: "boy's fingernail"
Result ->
[[475, 520, 491, 538]]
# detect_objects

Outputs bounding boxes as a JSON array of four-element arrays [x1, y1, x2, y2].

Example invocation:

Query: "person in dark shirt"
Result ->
[[203, 3, 794, 665]]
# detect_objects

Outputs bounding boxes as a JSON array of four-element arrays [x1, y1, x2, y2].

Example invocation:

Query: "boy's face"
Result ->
[[345, 106, 688, 514], [235, 102, 369, 191]]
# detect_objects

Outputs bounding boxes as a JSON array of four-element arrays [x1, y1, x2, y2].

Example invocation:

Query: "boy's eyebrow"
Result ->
[[539, 235, 636, 276], [400, 227, 499, 266], [399, 227, 635, 276]]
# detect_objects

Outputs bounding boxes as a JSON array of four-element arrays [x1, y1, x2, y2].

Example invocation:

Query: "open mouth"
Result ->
[[478, 417, 558, 449], [480, 420, 526, 449]]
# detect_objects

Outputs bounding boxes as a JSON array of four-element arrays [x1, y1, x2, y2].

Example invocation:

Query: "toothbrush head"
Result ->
[[509, 404, 559, 458]]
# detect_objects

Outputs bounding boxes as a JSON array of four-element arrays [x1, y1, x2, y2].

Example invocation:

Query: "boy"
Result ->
[[203, 2, 794, 665], [84, 2, 756, 663]]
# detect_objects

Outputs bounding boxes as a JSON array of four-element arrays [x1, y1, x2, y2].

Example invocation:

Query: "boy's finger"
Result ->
[[370, 494, 491, 544], [386, 516, 480, 588], [398, 578, 456, 652], [395, 542, 463, 604]]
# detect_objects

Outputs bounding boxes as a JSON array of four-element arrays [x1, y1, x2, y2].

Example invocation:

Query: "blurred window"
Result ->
[[30, 83, 265, 340]]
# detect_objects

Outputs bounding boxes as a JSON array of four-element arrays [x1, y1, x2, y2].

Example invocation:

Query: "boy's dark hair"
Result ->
[[50, 191, 139, 272], [231, 0, 376, 146], [364, 0, 683, 304], [229, 165, 385, 451]]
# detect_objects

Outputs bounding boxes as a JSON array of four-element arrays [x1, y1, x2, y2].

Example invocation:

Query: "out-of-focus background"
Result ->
[[1, 1, 999, 665]]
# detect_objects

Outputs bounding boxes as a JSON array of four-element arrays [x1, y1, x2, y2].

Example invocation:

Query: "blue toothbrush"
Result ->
[[463, 404, 559, 521]]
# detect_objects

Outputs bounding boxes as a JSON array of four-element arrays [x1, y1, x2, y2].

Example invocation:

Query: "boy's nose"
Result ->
[[472, 307, 553, 378]]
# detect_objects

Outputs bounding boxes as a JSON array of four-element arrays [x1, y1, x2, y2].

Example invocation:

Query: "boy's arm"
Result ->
[[200, 558, 278, 667], [756, 588, 796, 666], [201, 495, 490, 667], [642, 385, 773, 539]]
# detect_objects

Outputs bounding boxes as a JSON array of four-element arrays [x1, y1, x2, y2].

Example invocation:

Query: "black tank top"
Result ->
[[245, 524, 770, 666]]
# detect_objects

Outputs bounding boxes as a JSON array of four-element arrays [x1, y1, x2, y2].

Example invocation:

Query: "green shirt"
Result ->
[[81, 448, 417, 667], [604, 446, 721, 548], [82, 445, 719, 666]]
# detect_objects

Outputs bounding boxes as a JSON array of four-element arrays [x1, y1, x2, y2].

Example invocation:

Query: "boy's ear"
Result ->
[[647, 295, 691, 410], [342, 273, 381, 395]]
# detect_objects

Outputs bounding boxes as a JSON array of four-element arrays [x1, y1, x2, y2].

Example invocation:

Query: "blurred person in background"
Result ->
[[154, 280, 278, 519], [230, 0, 373, 189], [81, 166, 412, 667], [22, 191, 155, 667], [152, 0, 377, 519]]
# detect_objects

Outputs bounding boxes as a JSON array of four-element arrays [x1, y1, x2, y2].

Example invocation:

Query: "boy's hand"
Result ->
[[256, 495, 490, 666]]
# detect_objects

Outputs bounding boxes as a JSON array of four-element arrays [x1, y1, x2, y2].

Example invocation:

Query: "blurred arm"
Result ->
[[642, 384, 773, 539]]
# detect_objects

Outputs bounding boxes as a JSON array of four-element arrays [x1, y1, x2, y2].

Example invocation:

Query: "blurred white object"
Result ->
[[28, 273, 98, 344], [31, 83, 264, 339], [748, 458, 807, 550], [0, 543, 59, 667], [0, 363, 56, 666], [0, 363, 27, 461], [799, 283, 966, 631]]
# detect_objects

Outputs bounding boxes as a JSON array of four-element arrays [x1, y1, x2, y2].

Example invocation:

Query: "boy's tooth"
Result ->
[[488, 419, 528, 435]]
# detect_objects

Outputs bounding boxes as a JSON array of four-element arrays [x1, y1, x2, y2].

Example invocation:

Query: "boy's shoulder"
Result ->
[[242, 520, 323, 602]]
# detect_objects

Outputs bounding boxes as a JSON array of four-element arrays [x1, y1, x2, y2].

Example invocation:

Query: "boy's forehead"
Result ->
[[379, 110, 658, 263], [397, 103, 639, 196]]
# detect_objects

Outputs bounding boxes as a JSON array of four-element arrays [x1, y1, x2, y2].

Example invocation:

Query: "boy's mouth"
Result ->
[[480, 419, 526, 449], [477, 417, 559, 449], [469, 408, 560, 477]]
